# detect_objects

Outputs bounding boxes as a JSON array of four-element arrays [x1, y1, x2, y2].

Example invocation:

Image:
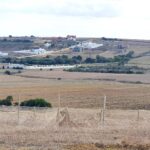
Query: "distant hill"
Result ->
[[0, 36, 150, 68]]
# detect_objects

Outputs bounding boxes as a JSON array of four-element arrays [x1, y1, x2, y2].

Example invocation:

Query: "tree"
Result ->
[[55, 56, 65, 64], [85, 57, 95, 63], [5, 57, 12, 63], [72, 56, 82, 64], [6, 96, 13, 102], [96, 55, 109, 63]]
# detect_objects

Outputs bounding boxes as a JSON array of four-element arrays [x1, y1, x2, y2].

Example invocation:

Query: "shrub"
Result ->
[[17, 70, 22, 74], [0, 96, 13, 106], [4, 70, 11, 75], [13, 67, 23, 70], [20, 98, 52, 107]]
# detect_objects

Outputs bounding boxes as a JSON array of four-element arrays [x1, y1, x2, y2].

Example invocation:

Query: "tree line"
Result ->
[[67, 65, 145, 74], [0, 51, 134, 66]]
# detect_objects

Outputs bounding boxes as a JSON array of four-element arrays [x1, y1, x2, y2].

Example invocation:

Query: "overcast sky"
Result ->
[[1, 0, 150, 39]]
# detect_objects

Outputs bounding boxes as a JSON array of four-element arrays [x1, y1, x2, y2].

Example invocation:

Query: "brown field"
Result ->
[[0, 69, 150, 109], [18, 69, 150, 83], [0, 69, 150, 149]]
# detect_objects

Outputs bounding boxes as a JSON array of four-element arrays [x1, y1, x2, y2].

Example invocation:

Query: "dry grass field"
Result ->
[[129, 56, 150, 68], [0, 107, 149, 150], [0, 69, 150, 149]]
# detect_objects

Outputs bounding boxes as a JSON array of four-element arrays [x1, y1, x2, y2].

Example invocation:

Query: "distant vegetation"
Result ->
[[0, 51, 134, 66], [0, 96, 52, 107], [20, 98, 52, 107], [0, 96, 13, 106], [0, 37, 33, 43], [4, 70, 22, 75], [67, 65, 145, 74], [4, 70, 11, 75]]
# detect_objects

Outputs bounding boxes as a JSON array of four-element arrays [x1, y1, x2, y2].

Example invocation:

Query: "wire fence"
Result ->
[[0, 106, 150, 150], [0, 92, 150, 149]]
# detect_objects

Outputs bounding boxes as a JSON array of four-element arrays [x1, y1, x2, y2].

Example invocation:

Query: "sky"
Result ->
[[0, 0, 150, 39]]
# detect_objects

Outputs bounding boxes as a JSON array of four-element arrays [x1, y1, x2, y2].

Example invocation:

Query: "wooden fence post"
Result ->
[[34, 106, 36, 117], [57, 92, 61, 150], [137, 109, 140, 121], [102, 95, 106, 126], [18, 94, 20, 125]]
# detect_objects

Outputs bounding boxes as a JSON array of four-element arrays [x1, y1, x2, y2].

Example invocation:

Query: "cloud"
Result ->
[[0, 0, 120, 18], [1, 0, 150, 19], [1, 0, 150, 39], [120, 0, 150, 19]]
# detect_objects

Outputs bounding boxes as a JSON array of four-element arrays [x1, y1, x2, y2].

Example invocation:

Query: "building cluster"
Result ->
[[66, 35, 76, 41], [71, 41, 103, 52], [47, 35, 77, 49]]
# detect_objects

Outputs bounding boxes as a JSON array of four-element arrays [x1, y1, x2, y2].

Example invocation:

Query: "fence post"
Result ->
[[18, 94, 20, 125], [34, 107, 36, 117], [57, 92, 61, 150], [137, 109, 140, 121], [102, 95, 106, 126], [57, 93, 61, 123]]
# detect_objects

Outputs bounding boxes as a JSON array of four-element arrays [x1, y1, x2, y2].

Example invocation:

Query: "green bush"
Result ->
[[20, 98, 52, 107], [0, 96, 13, 106], [4, 70, 11, 75]]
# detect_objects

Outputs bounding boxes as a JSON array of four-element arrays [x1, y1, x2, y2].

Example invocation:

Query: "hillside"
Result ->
[[0, 37, 150, 67]]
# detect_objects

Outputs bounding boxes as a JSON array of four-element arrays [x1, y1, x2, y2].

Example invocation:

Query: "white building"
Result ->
[[8, 63, 25, 69], [80, 42, 103, 49], [31, 48, 47, 55], [25, 65, 77, 70], [15, 48, 47, 55], [44, 43, 52, 48], [8, 63, 76, 70], [66, 35, 76, 41], [70, 41, 103, 52], [0, 51, 8, 57]]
